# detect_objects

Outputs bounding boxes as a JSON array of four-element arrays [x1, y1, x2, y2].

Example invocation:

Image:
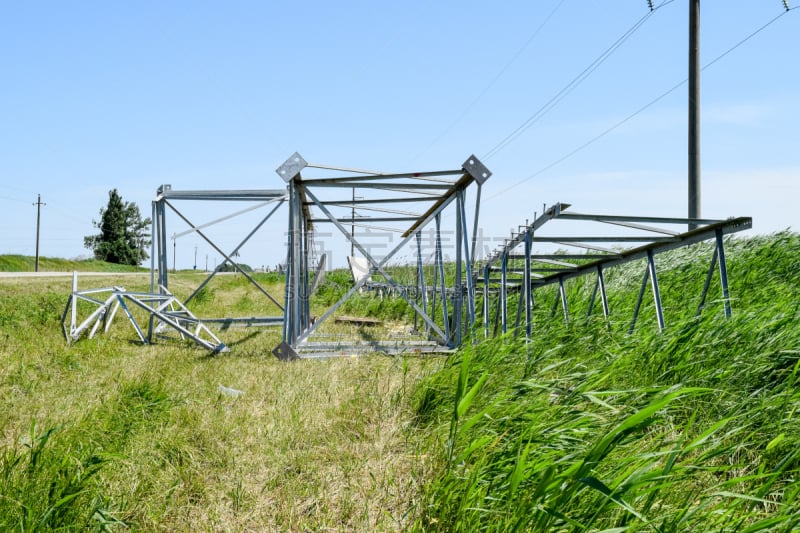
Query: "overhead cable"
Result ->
[[482, 0, 677, 161], [487, 6, 797, 201], [412, 0, 568, 161]]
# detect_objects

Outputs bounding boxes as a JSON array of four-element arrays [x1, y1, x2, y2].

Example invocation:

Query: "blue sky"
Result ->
[[1, 1, 797, 269]]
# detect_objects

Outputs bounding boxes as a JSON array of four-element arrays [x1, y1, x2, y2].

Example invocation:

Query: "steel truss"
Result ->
[[151, 184, 288, 326], [273, 152, 490, 360], [62, 273, 227, 352], [479, 202, 752, 338]]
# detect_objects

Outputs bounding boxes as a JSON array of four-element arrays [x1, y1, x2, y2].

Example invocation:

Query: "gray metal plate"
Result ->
[[276, 152, 308, 182], [462, 155, 492, 185], [272, 341, 300, 361]]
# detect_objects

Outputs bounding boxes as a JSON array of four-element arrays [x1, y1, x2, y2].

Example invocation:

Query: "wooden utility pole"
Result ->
[[33, 194, 45, 272], [688, 0, 701, 229], [351, 187, 355, 257]]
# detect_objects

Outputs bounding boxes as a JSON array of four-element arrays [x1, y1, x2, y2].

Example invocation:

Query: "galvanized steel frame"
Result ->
[[274, 152, 489, 358], [62, 273, 227, 352], [150, 184, 288, 326], [479, 202, 751, 338]]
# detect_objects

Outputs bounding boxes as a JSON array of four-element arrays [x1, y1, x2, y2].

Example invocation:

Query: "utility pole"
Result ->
[[194, 245, 198, 270], [688, 0, 701, 229], [351, 186, 355, 257], [172, 235, 176, 272], [33, 194, 45, 272]]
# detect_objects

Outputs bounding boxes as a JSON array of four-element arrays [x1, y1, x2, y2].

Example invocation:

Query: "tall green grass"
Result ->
[[0, 422, 122, 531], [2, 233, 799, 530], [412, 232, 800, 531], [0, 255, 147, 272]]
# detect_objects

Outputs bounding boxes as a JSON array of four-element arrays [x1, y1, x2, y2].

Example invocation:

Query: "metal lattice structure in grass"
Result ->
[[478, 202, 751, 338]]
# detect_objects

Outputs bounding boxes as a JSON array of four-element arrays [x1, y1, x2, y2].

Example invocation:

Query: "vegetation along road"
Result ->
[[0, 271, 149, 278]]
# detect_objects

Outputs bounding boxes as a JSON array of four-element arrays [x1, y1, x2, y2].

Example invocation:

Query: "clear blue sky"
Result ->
[[1, 1, 797, 269]]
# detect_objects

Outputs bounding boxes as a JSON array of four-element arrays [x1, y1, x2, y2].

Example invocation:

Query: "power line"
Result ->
[[3, 183, 38, 196], [412, 0, 568, 161], [487, 6, 796, 202], [0, 194, 29, 203], [482, 0, 676, 161], [46, 206, 93, 226], [2, 190, 92, 225]]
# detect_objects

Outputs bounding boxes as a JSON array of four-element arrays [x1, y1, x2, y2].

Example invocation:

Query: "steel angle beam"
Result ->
[[158, 191, 286, 201], [532, 236, 678, 243], [549, 241, 621, 254], [201, 316, 284, 327], [129, 292, 228, 353], [380, 187, 443, 197], [495, 266, 576, 274], [321, 204, 423, 217], [348, 221, 406, 233], [308, 216, 419, 224], [156, 186, 287, 202], [479, 202, 751, 341], [298, 169, 463, 184], [403, 155, 492, 238], [530, 217, 751, 289], [528, 258, 580, 268], [309, 254, 327, 296], [305, 162, 383, 174], [508, 253, 620, 260], [586, 265, 611, 323], [306, 197, 434, 206], [556, 212, 724, 226], [585, 219, 682, 236]]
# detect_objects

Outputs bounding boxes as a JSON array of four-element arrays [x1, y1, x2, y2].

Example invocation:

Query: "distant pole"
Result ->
[[688, 0, 701, 229], [172, 236, 176, 272], [350, 186, 355, 257], [33, 194, 45, 272], [194, 245, 198, 270], [205, 254, 208, 271]]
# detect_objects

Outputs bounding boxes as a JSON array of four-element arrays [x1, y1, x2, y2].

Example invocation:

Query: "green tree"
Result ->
[[83, 189, 151, 265]]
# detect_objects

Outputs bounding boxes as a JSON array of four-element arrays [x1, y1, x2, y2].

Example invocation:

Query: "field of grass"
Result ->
[[0, 271, 436, 530], [1, 233, 799, 531], [412, 232, 800, 531], [0, 255, 147, 273]]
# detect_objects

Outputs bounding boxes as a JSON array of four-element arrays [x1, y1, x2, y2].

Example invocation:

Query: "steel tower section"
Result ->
[[274, 152, 490, 360]]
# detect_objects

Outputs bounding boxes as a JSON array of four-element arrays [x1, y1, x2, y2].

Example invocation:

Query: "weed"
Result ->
[[0, 421, 121, 531], [2, 234, 800, 530], [411, 232, 800, 531]]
